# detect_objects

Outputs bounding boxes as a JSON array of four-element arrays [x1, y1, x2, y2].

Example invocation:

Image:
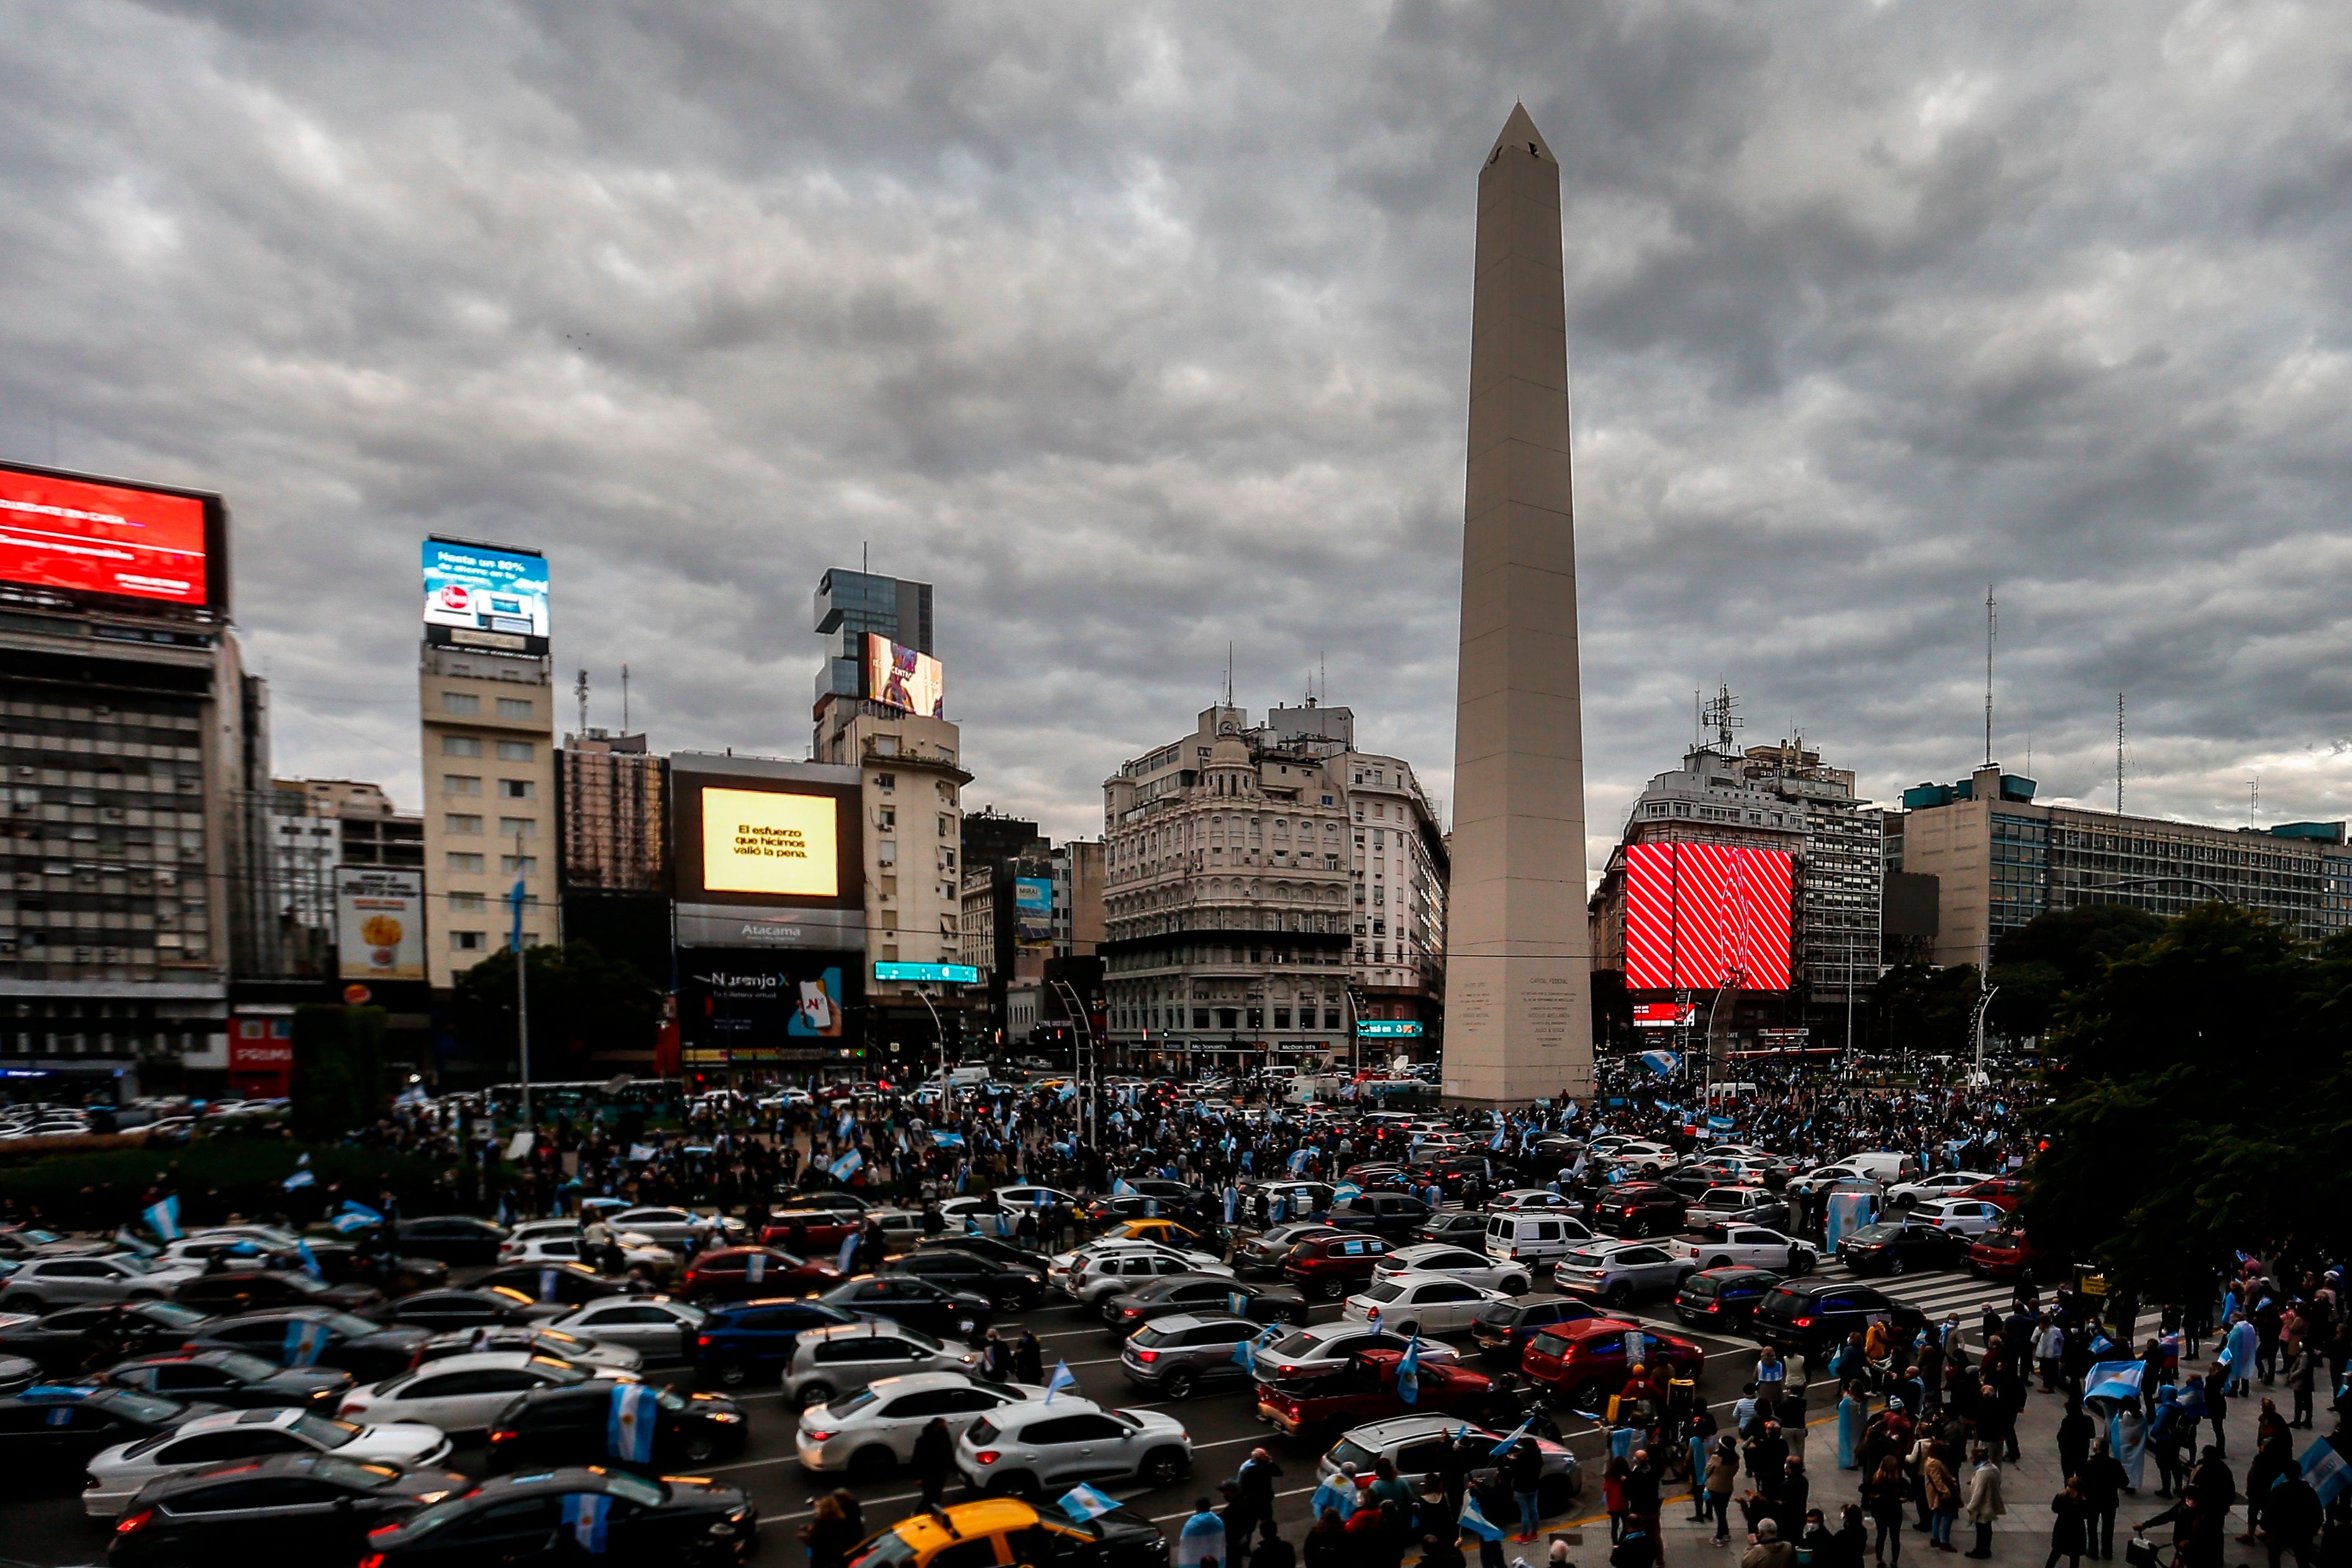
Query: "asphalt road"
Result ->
[[0, 1241, 2032, 1567]]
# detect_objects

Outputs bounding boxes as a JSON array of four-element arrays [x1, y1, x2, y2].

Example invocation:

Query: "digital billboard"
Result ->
[[422, 537, 548, 654], [0, 460, 224, 614], [1355, 1020, 1424, 1038], [875, 961, 979, 984], [1014, 876, 1054, 946], [679, 952, 860, 1059], [668, 759, 864, 933], [865, 633, 945, 718], [335, 868, 425, 982], [1623, 841, 1795, 992], [700, 787, 840, 899], [1632, 1002, 1697, 1030]]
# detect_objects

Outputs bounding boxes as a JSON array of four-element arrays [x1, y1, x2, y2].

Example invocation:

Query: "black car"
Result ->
[[1589, 1184, 1691, 1238], [392, 1217, 511, 1267], [108, 1451, 474, 1567], [1655, 1168, 1720, 1203], [1099, 1273, 1307, 1335], [689, 1299, 859, 1389], [1749, 1278, 1926, 1359], [1837, 1221, 1969, 1277], [0, 1300, 214, 1375], [1414, 1212, 1492, 1246], [360, 1465, 755, 1566], [101, 1349, 352, 1411], [879, 1253, 1043, 1312], [913, 1235, 1047, 1278], [1468, 1296, 1606, 1362], [186, 1308, 434, 1382], [0, 1385, 221, 1475], [485, 1384, 748, 1472], [0, 1353, 32, 1394], [1321, 1194, 1431, 1240], [266, 1243, 450, 1297], [471, 1264, 645, 1310], [384, 1289, 552, 1331], [817, 1275, 992, 1338], [174, 1270, 382, 1317], [1673, 1267, 1785, 1330], [1407, 1154, 1504, 1197]]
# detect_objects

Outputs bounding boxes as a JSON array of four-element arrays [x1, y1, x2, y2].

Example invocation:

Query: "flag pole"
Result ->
[[512, 828, 532, 1130]]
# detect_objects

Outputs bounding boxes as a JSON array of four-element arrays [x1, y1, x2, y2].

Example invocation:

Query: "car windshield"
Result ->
[[1849, 1225, 1898, 1242], [827, 1387, 881, 1418], [294, 1415, 363, 1447], [86, 1389, 182, 1423], [274, 1274, 331, 1295], [602, 1472, 666, 1507], [391, 1495, 474, 1539], [1361, 1281, 1405, 1304], [1681, 1276, 1719, 1297], [215, 1352, 280, 1380], [894, 1325, 944, 1353], [1128, 1325, 1171, 1349], [1978, 1235, 2020, 1251], [849, 1531, 922, 1568], [140, 1303, 209, 1328]]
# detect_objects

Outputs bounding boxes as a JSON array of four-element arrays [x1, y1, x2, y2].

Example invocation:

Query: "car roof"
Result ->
[[411, 1350, 576, 1372], [799, 1321, 927, 1344], [984, 1394, 1106, 1424], [861, 1371, 989, 1396], [466, 1465, 636, 1498], [1286, 1320, 1383, 1347], [1347, 1413, 1473, 1445], [181, 1406, 303, 1433], [1389, 1243, 1478, 1259], [1148, 1311, 1254, 1333], [889, 1498, 1042, 1551], [1373, 1269, 1486, 1290]]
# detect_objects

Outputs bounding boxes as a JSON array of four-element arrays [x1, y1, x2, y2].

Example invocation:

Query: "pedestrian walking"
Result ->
[[1962, 1448, 2006, 1560]]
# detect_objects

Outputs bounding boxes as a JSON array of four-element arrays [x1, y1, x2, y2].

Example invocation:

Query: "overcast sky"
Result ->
[[6, 1, 2350, 868]]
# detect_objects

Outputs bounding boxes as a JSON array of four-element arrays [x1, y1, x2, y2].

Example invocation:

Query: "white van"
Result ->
[[1484, 1211, 1595, 1266], [1792, 1151, 1917, 1194]]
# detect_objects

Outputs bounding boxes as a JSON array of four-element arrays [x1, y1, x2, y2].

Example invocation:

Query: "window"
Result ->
[[444, 813, 483, 835], [499, 818, 537, 838], [498, 779, 535, 800], [442, 735, 482, 756], [446, 852, 484, 872], [443, 774, 482, 797], [877, 840, 897, 867], [451, 931, 485, 951], [449, 892, 485, 912], [876, 773, 896, 791], [501, 855, 538, 876], [1192, 1008, 1210, 1030], [496, 697, 533, 720], [440, 692, 479, 715]]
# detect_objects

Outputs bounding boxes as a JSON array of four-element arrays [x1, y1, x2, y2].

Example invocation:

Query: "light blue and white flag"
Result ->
[[560, 1493, 612, 1554], [2299, 1432, 2350, 1507], [1458, 1490, 1506, 1543], [283, 1316, 331, 1367], [143, 1195, 182, 1242], [1059, 1484, 1122, 1523], [112, 1226, 157, 1257], [1045, 1359, 1079, 1405], [1112, 1177, 1136, 1197], [1175, 1508, 1226, 1568], [1309, 1476, 1358, 1521], [296, 1240, 324, 1280], [1489, 1415, 1535, 1457], [1637, 1049, 1679, 1077], [282, 1169, 315, 1191], [1396, 1338, 1421, 1405], [1224, 1187, 1238, 1224], [2082, 1361, 2145, 1404], [1489, 1126, 1509, 1152], [607, 1382, 657, 1464], [829, 1148, 863, 1181], [1708, 1115, 1737, 1133], [330, 1200, 382, 1235], [745, 1252, 766, 1285], [836, 1231, 859, 1273], [1332, 1182, 1362, 1204], [1610, 1425, 1638, 1461]]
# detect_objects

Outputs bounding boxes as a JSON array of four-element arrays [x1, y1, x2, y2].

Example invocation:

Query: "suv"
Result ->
[[1321, 1194, 1431, 1240], [1117, 1312, 1264, 1400], [955, 1398, 1192, 1498], [1255, 1347, 1504, 1436], [1320, 1415, 1581, 1511], [1673, 1267, 1786, 1330], [1684, 1187, 1791, 1235], [1234, 1223, 1338, 1277], [782, 1321, 979, 1408], [1749, 1278, 1925, 1359], [0, 1254, 199, 1311], [1060, 1247, 1231, 1305], [1552, 1241, 1691, 1306], [1283, 1233, 1394, 1302], [1468, 1297, 1605, 1364], [691, 1298, 860, 1388], [882, 1252, 1046, 1313], [1589, 1184, 1692, 1238], [1521, 1319, 1705, 1412], [1247, 1320, 1454, 1384]]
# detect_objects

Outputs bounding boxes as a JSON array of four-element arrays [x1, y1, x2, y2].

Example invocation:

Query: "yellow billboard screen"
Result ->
[[700, 788, 840, 898]]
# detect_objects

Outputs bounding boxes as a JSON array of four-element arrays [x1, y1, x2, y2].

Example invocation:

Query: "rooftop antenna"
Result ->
[[1984, 584, 1998, 768], [574, 669, 589, 738], [2116, 694, 2125, 815], [2250, 774, 2259, 829], [1702, 681, 1742, 756], [1224, 642, 1234, 710], [861, 540, 869, 574], [621, 663, 631, 734]]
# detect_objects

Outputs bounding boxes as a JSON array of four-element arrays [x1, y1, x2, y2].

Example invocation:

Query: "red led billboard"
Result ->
[[0, 461, 223, 611], [1623, 841, 1795, 992]]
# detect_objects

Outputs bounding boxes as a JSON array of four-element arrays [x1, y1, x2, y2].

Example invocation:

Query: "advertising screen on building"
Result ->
[[679, 951, 861, 1061], [422, 538, 548, 653], [1632, 1002, 1697, 1030], [700, 787, 840, 899], [865, 633, 945, 718], [1014, 876, 1053, 946], [335, 868, 426, 982], [670, 761, 864, 928], [1623, 842, 1796, 992], [0, 461, 224, 612], [875, 961, 979, 984]]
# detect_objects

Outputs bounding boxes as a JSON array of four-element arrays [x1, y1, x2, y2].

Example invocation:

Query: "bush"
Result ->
[[0, 1134, 459, 1232]]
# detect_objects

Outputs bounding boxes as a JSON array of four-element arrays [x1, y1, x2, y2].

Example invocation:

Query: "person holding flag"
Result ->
[[1176, 1497, 1227, 1568]]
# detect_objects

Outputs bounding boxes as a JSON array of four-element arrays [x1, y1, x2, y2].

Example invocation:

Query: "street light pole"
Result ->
[[511, 827, 532, 1130]]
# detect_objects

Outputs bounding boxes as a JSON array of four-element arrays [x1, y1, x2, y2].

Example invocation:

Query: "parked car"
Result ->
[[1597, 1141, 1678, 1176], [1551, 1241, 1693, 1305], [1588, 1184, 1693, 1239], [497, 1231, 676, 1278], [1467, 1297, 1606, 1364], [690, 1298, 860, 1389], [471, 1262, 647, 1310], [881, 1251, 1045, 1313], [818, 1274, 992, 1338], [101, 1349, 352, 1411], [0, 1226, 112, 1262], [485, 1381, 747, 1471], [106, 1450, 473, 1567], [1838, 1221, 1971, 1276], [1255, 1346, 1507, 1436], [955, 1396, 1192, 1498], [679, 1247, 843, 1308], [850, 1495, 1164, 1568], [1748, 1278, 1925, 1359], [913, 1235, 1049, 1280], [546, 1297, 705, 1362], [0, 1254, 201, 1312], [1342, 1271, 1510, 1335], [83, 1407, 454, 1519], [1233, 1222, 1340, 1277], [414, 1325, 642, 1374], [1683, 1186, 1793, 1235], [1100, 1274, 1306, 1335], [1248, 1181, 1335, 1222], [1957, 1176, 2028, 1212], [1672, 1267, 1786, 1330], [1484, 1189, 1584, 1217], [1115, 1313, 1264, 1400], [1787, 1153, 1917, 1196], [175, 1270, 382, 1317], [1248, 1320, 1458, 1384], [0, 1299, 213, 1375], [1319, 1414, 1581, 1510], [793, 1371, 1042, 1477], [759, 1203, 864, 1256], [0, 1385, 219, 1475], [1886, 1172, 1996, 1210], [262, 1241, 448, 1297], [1484, 1212, 1596, 1266], [1520, 1318, 1706, 1412], [1283, 1233, 1396, 1302], [391, 1217, 511, 1266], [1416, 1212, 1493, 1246], [383, 1288, 552, 1332], [1908, 1198, 2006, 1238], [604, 1207, 740, 1251], [353, 1466, 755, 1566], [1965, 1228, 2060, 1282], [781, 1321, 978, 1409], [337, 1350, 632, 1434], [1058, 1246, 1232, 1305], [184, 1308, 432, 1382], [1375, 1243, 1534, 1296], [1321, 1193, 1432, 1241], [1664, 1226, 1817, 1275]]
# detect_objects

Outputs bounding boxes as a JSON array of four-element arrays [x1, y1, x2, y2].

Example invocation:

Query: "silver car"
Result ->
[[1117, 1312, 1264, 1400], [1551, 1240, 1693, 1307], [0, 1253, 199, 1310], [82, 1406, 452, 1518], [781, 1321, 980, 1408], [953, 1396, 1192, 1497], [415, 1325, 643, 1372], [547, 1296, 706, 1359], [1320, 1414, 1582, 1510], [794, 1371, 1043, 1477], [1233, 1222, 1337, 1277], [605, 1207, 740, 1251], [1250, 1320, 1459, 1383]]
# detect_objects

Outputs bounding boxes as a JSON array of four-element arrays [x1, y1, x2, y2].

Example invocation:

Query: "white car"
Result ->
[[794, 1371, 1045, 1477], [756, 1089, 815, 1109], [1551, 1239, 1694, 1305], [1666, 1226, 1818, 1274], [1249, 1320, 1460, 1382], [415, 1325, 643, 1373], [1343, 1271, 1509, 1335], [1376, 1243, 1533, 1295], [1058, 1246, 1233, 1305], [1486, 1189, 1586, 1217], [81, 1406, 452, 1518], [953, 1395, 1193, 1497], [548, 1297, 706, 1359], [1601, 1141, 1678, 1174], [498, 1232, 676, 1276], [336, 1350, 633, 1433], [603, 1207, 738, 1250], [1887, 1172, 1996, 1210], [781, 1321, 981, 1408], [0, 1253, 200, 1310], [1910, 1197, 2005, 1237]]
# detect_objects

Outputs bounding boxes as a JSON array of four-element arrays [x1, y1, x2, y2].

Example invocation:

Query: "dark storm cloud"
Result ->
[[4, 0, 2350, 863]]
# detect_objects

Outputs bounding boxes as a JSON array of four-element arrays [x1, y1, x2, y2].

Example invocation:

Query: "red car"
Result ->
[[1966, 1229, 2058, 1282], [1958, 1176, 2027, 1213], [1283, 1233, 1396, 1302], [680, 1246, 842, 1307], [1520, 1316, 1705, 1412], [759, 1207, 861, 1255], [1255, 1347, 1507, 1436]]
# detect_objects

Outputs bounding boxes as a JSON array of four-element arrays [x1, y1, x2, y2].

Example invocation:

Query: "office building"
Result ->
[[419, 645, 556, 986], [555, 730, 670, 984], [1900, 763, 2352, 968], [1738, 736, 1884, 1014]]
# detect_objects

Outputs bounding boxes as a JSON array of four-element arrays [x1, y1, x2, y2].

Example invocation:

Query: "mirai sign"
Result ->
[[1623, 842, 1795, 992]]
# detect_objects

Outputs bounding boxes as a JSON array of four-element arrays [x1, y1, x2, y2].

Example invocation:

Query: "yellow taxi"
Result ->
[[1099, 1218, 1206, 1250], [850, 1499, 1165, 1568]]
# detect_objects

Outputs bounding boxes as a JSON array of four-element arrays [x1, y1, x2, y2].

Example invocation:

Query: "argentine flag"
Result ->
[[1175, 1508, 1226, 1568], [560, 1493, 612, 1554], [1489, 1125, 1508, 1152], [1459, 1490, 1507, 1543], [1059, 1484, 1122, 1523], [1489, 1415, 1535, 1456], [1112, 1177, 1137, 1197], [2300, 1432, 2350, 1507], [296, 1241, 324, 1280], [1637, 1049, 1679, 1077], [283, 1317, 331, 1368], [282, 1169, 315, 1191], [1309, 1475, 1357, 1521], [1045, 1359, 1079, 1405], [330, 1200, 382, 1236], [1396, 1338, 1422, 1405], [1332, 1182, 1362, 1204], [837, 1231, 860, 1273], [829, 1148, 863, 1181], [607, 1382, 656, 1464], [143, 1195, 182, 1242]]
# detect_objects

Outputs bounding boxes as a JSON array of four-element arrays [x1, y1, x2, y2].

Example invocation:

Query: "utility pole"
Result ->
[[1984, 585, 1997, 768], [620, 663, 631, 733], [511, 826, 532, 1128], [574, 669, 589, 737]]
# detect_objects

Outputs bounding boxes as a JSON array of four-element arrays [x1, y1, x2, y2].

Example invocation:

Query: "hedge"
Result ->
[[0, 1134, 471, 1233]]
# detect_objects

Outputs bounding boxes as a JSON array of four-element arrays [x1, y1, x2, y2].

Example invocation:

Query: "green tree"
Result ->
[[2023, 902, 2352, 1302], [289, 1004, 387, 1141], [1871, 962, 1983, 1058], [450, 940, 662, 1081]]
